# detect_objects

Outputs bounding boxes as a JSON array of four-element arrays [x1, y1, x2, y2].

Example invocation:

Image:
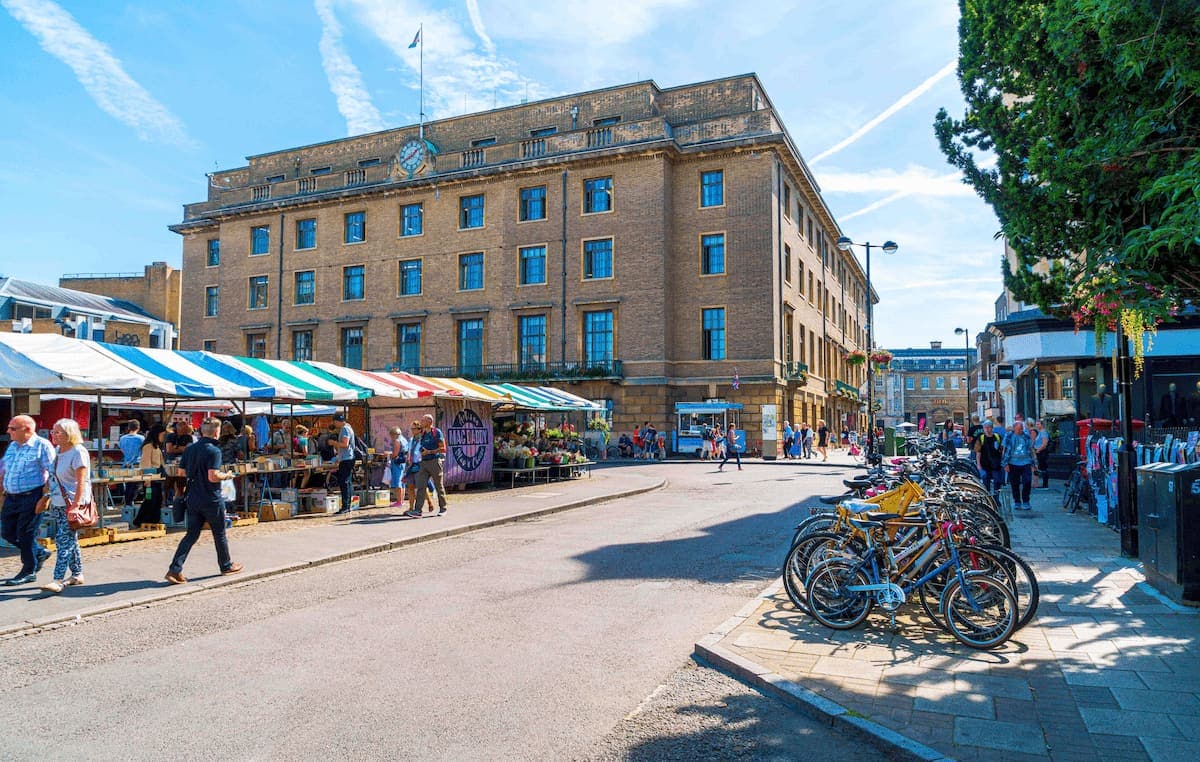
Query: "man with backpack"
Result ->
[[974, 420, 1005, 500], [407, 413, 448, 517]]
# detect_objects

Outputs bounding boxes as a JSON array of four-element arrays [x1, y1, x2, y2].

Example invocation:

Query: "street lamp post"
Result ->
[[836, 236, 898, 464], [955, 326, 971, 426]]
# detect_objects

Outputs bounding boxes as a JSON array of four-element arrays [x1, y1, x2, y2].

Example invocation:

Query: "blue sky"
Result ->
[[0, 0, 1000, 350]]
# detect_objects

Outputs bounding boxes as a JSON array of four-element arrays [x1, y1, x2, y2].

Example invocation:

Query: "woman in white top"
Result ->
[[41, 418, 93, 593]]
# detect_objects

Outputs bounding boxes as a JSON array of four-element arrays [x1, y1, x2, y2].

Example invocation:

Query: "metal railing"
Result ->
[[784, 361, 809, 382], [386, 358, 623, 382]]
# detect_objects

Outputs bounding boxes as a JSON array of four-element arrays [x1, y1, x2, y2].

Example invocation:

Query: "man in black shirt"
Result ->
[[974, 420, 1005, 500], [165, 418, 242, 584]]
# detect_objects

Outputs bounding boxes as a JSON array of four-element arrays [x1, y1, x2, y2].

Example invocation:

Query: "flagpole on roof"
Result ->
[[411, 23, 424, 140]]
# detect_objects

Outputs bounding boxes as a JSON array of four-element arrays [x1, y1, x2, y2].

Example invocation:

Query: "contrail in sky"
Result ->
[[810, 59, 957, 165]]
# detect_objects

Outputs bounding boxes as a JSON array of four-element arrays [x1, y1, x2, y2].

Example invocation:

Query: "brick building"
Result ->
[[1, 275, 175, 348], [171, 74, 871, 446], [877, 343, 977, 430]]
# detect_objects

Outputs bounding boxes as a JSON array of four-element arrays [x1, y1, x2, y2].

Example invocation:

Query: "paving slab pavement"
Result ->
[[697, 478, 1200, 762], [0, 467, 664, 636]]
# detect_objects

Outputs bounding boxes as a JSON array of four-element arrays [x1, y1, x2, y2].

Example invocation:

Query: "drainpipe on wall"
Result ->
[[276, 212, 284, 359], [560, 170, 568, 364]]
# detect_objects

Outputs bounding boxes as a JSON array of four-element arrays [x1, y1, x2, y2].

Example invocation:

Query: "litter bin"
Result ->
[[1136, 462, 1200, 604], [883, 427, 897, 456]]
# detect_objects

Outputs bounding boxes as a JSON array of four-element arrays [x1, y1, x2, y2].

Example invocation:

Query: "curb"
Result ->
[[693, 579, 954, 762], [3, 476, 667, 639]]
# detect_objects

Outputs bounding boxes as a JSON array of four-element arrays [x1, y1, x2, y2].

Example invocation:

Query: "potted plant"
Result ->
[[845, 350, 868, 366], [869, 349, 893, 368]]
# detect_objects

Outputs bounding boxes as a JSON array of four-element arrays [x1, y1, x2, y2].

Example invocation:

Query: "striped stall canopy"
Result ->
[[94, 343, 275, 399], [0, 333, 185, 397], [305, 362, 428, 399], [215, 355, 371, 402], [486, 383, 603, 411], [425, 376, 513, 403]]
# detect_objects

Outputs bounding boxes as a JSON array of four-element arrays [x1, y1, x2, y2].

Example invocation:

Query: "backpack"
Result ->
[[353, 434, 370, 463]]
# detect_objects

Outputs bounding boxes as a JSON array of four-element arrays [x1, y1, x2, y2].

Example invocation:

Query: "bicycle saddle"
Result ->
[[843, 477, 873, 489], [847, 512, 895, 529], [819, 492, 852, 505]]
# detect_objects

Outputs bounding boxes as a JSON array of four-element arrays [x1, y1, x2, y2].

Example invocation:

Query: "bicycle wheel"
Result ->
[[790, 513, 837, 547], [782, 531, 854, 612], [1063, 473, 1082, 513], [973, 544, 1039, 630], [955, 500, 1010, 548], [805, 558, 873, 629], [941, 572, 1017, 649]]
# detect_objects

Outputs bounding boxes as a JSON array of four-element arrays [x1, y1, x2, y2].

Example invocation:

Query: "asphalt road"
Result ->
[[0, 460, 880, 760]]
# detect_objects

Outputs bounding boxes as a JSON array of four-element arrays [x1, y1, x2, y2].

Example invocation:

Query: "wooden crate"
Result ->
[[78, 528, 115, 547], [231, 512, 259, 527], [112, 524, 167, 543]]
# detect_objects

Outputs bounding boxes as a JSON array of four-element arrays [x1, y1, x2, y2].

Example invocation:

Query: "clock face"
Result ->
[[398, 139, 426, 172]]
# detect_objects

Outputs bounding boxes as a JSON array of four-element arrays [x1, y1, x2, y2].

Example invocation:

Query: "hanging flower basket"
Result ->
[[869, 350, 893, 368], [845, 350, 867, 366]]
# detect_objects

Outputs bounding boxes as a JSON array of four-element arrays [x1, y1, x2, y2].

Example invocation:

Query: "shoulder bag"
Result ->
[[53, 451, 98, 530]]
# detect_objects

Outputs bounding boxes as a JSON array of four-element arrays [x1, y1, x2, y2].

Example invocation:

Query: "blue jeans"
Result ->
[[169, 499, 233, 575], [719, 447, 742, 469], [981, 467, 1005, 499], [1, 489, 43, 576]]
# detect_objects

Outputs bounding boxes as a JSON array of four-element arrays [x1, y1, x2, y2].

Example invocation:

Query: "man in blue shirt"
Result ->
[[1, 415, 55, 585], [407, 413, 448, 517], [165, 418, 242, 584], [118, 420, 145, 508], [332, 413, 356, 514]]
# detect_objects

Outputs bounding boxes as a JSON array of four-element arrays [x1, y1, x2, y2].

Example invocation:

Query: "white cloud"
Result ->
[[315, 0, 387, 135], [465, 0, 495, 54], [483, 0, 695, 46], [2, 0, 189, 145], [818, 166, 972, 197], [342, 0, 543, 120], [809, 59, 956, 165]]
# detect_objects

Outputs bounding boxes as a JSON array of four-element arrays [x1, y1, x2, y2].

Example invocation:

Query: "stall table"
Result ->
[[92, 474, 163, 528], [492, 461, 594, 488]]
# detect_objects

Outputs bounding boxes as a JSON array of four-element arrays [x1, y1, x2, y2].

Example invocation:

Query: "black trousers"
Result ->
[[1036, 450, 1050, 487], [168, 499, 233, 575], [132, 482, 163, 527], [1, 489, 42, 575], [335, 459, 354, 510]]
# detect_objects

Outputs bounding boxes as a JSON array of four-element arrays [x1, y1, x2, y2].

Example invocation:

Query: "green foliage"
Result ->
[[935, 0, 1200, 321]]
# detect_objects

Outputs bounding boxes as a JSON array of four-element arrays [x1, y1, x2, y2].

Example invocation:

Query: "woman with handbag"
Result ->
[[131, 424, 166, 528], [40, 418, 95, 594]]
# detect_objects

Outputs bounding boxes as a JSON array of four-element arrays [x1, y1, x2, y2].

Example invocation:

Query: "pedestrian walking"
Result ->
[[387, 425, 408, 507], [816, 419, 830, 462], [717, 424, 742, 471], [331, 413, 355, 514], [974, 421, 1005, 501], [1003, 420, 1036, 511], [1033, 420, 1051, 489], [165, 418, 242, 584], [782, 421, 794, 460], [118, 420, 144, 509], [801, 423, 814, 459], [700, 424, 714, 460], [40, 419, 93, 594], [407, 413, 448, 517], [131, 425, 166, 528], [1, 415, 55, 586]]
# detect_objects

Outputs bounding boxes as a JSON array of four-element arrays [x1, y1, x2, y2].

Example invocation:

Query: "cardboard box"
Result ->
[[281, 488, 299, 504], [259, 501, 294, 522]]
